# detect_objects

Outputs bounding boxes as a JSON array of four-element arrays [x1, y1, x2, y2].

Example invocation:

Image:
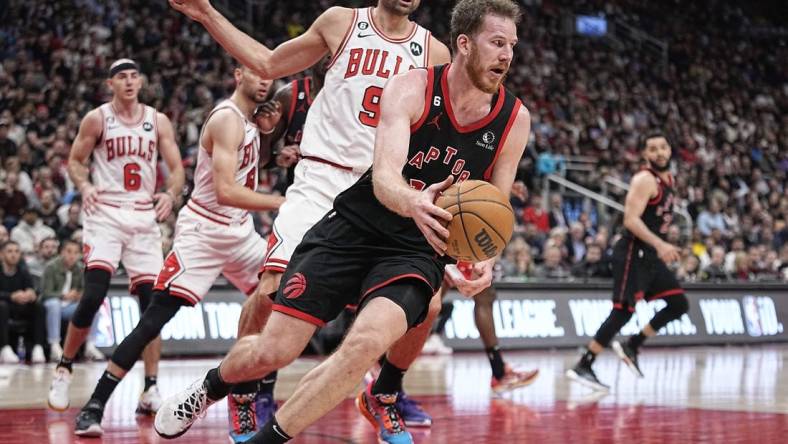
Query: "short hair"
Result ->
[[450, 0, 522, 52], [1, 240, 19, 251], [639, 130, 670, 151], [39, 237, 59, 248], [59, 239, 80, 253]]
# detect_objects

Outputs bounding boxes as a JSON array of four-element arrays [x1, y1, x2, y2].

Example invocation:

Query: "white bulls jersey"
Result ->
[[94, 103, 158, 206], [187, 99, 259, 223], [299, 7, 431, 172]]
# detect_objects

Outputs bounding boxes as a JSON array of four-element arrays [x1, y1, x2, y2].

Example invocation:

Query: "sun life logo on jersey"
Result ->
[[476, 130, 496, 150], [410, 42, 423, 56]]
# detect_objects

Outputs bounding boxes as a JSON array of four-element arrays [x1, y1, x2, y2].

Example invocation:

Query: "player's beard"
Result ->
[[243, 83, 266, 104], [648, 158, 670, 172], [466, 44, 505, 94]]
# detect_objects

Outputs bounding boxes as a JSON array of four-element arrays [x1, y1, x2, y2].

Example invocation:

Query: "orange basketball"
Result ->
[[434, 180, 514, 263]]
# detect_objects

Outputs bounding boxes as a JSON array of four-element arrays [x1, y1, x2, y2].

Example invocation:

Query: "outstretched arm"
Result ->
[[170, 1, 351, 79]]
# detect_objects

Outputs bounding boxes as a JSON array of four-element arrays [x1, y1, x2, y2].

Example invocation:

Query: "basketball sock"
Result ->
[[259, 371, 277, 394], [248, 417, 292, 443], [144, 376, 157, 391], [487, 346, 505, 380], [580, 348, 597, 366], [58, 357, 74, 373], [90, 370, 121, 406], [205, 367, 232, 401], [628, 332, 647, 350], [372, 357, 406, 395], [230, 380, 259, 395]]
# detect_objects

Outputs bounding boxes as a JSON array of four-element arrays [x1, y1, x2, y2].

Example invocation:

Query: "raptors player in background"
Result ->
[[566, 132, 689, 391], [170, 0, 450, 437], [48, 59, 184, 417], [71, 66, 283, 438]]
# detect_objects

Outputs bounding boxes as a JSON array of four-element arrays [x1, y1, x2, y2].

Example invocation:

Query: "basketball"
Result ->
[[435, 180, 514, 263]]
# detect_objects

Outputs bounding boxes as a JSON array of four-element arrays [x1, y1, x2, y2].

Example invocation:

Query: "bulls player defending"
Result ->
[[48, 59, 184, 416], [71, 66, 283, 438], [566, 132, 689, 391], [156, 1, 528, 443], [170, 0, 450, 436]]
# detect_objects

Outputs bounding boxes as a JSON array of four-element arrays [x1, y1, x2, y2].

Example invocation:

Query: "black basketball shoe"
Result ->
[[74, 399, 105, 437], [566, 360, 609, 392], [612, 340, 644, 378]]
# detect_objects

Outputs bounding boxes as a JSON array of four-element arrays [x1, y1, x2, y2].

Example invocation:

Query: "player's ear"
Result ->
[[456, 34, 471, 57]]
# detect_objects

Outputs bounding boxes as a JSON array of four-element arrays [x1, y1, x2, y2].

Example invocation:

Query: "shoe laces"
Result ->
[[374, 395, 406, 434], [231, 394, 257, 434], [174, 382, 210, 423]]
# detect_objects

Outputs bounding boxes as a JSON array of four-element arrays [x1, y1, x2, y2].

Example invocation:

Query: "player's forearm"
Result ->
[[217, 185, 284, 211], [372, 168, 420, 218], [624, 216, 665, 249], [202, 8, 272, 76], [67, 159, 91, 191], [164, 166, 185, 202]]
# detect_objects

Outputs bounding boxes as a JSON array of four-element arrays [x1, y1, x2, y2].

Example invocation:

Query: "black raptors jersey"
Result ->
[[284, 77, 313, 146], [334, 64, 522, 255], [625, 168, 675, 242]]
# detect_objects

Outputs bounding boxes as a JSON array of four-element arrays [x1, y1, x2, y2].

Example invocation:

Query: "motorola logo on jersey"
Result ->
[[143, 121, 153, 131], [410, 42, 423, 56], [344, 48, 415, 80]]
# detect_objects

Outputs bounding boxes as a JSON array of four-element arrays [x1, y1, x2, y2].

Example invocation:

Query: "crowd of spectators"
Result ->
[[0, 0, 785, 360]]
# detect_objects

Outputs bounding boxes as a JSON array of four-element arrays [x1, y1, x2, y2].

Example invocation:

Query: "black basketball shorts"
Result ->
[[272, 211, 444, 328], [611, 237, 684, 311]]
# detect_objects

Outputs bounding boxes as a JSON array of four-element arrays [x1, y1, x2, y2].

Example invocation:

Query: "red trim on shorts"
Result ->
[[129, 275, 157, 293], [616, 239, 635, 304], [326, 9, 358, 70], [287, 79, 299, 124], [261, 264, 287, 274], [484, 99, 522, 180], [168, 290, 198, 306], [170, 284, 201, 302], [87, 261, 115, 274], [613, 302, 636, 313], [650, 288, 684, 300], [272, 304, 326, 327], [186, 200, 247, 226], [410, 67, 435, 133], [442, 64, 505, 133], [367, 7, 417, 43], [362, 273, 433, 299], [301, 156, 354, 172], [97, 200, 154, 211]]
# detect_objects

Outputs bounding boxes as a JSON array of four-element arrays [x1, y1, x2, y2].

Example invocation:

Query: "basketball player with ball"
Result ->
[[156, 1, 529, 442]]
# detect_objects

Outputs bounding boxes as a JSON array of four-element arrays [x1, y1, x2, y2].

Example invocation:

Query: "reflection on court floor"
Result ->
[[0, 345, 786, 443]]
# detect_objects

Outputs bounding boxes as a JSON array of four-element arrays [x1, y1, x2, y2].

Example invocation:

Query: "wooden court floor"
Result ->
[[1, 345, 787, 443]]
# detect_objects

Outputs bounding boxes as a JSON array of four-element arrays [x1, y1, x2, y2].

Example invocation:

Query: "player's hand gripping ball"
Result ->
[[434, 180, 514, 263]]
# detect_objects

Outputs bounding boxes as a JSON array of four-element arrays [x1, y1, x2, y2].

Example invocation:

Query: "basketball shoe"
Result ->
[[612, 340, 644, 378], [228, 392, 258, 443], [74, 399, 104, 437], [136, 384, 162, 415], [363, 368, 433, 428], [491, 364, 539, 393], [154, 378, 217, 439], [356, 381, 413, 444], [48, 366, 72, 411], [566, 361, 609, 392]]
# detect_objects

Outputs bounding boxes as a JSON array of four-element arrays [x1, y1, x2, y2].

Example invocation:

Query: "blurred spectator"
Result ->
[[26, 237, 59, 288], [534, 246, 571, 279], [703, 246, 730, 281], [677, 254, 704, 282], [522, 195, 550, 234], [10, 208, 56, 258], [0, 172, 28, 229], [0, 241, 46, 363], [548, 193, 569, 229], [41, 239, 91, 362], [0, 119, 17, 162], [566, 221, 587, 264], [697, 199, 728, 237], [571, 244, 611, 279]]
